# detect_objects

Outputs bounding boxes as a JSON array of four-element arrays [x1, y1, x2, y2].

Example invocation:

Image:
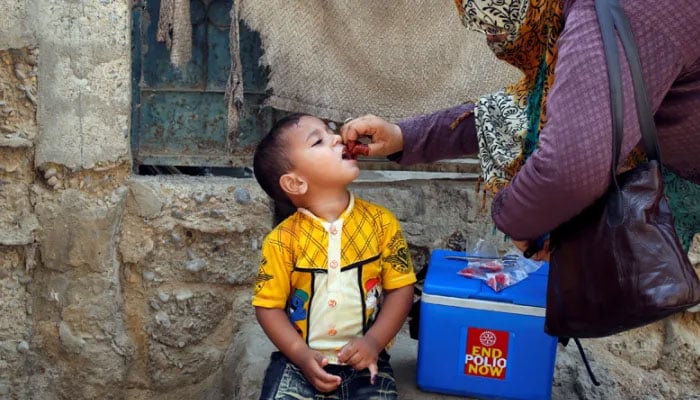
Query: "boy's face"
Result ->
[[284, 116, 360, 191]]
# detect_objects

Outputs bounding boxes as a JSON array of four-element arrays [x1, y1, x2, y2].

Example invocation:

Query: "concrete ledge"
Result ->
[[225, 322, 467, 400], [356, 170, 479, 183]]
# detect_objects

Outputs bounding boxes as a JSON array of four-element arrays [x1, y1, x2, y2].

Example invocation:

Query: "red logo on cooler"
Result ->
[[464, 327, 509, 379]]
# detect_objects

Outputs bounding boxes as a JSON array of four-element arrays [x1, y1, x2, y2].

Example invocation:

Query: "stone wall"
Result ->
[[119, 177, 269, 400], [0, 42, 40, 400], [0, 1, 698, 399]]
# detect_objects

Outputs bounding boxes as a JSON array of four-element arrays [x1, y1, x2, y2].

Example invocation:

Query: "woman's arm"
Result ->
[[395, 103, 479, 164], [339, 103, 478, 163]]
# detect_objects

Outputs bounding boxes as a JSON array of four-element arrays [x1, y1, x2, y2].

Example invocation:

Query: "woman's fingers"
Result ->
[[513, 239, 551, 261], [511, 240, 529, 253], [531, 240, 551, 262], [339, 115, 377, 142], [339, 115, 404, 157]]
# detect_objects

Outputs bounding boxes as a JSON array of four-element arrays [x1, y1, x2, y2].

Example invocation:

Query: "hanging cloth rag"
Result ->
[[156, 0, 192, 67], [155, 0, 244, 143], [225, 1, 244, 147], [236, 1, 521, 123]]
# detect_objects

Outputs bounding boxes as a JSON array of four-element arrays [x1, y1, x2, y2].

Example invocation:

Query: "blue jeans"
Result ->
[[259, 351, 398, 400]]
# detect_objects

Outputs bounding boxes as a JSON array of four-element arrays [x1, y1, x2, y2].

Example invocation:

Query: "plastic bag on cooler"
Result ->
[[457, 249, 544, 292]]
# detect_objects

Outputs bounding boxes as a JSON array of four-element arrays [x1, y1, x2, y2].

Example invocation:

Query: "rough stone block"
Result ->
[[0, 145, 33, 181], [0, 247, 31, 399], [0, 1, 33, 48], [33, 0, 130, 169], [126, 372, 225, 400], [659, 313, 700, 385], [688, 233, 700, 269], [34, 186, 126, 272], [29, 186, 133, 399], [0, 182, 38, 246], [598, 322, 664, 369], [554, 329, 700, 399], [145, 290, 230, 348], [128, 179, 165, 219], [148, 341, 223, 390], [0, 248, 30, 338], [0, 48, 38, 142], [121, 176, 271, 286]]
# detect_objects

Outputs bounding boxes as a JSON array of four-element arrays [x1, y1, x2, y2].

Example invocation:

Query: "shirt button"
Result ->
[[330, 225, 338, 235], [330, 260, 338, 268], [328, 299, 337, 307], [328, 328, 337, 336]]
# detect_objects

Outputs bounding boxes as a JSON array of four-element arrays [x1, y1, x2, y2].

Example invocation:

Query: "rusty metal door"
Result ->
[[131, 0, 282, 170]]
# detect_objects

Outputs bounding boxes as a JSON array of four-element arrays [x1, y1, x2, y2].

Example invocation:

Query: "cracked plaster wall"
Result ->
[[29, 0, 131, 170]]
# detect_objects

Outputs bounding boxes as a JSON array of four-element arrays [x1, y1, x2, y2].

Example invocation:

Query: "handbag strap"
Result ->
[[596, 0, 660, 182], [559, 0, 660, 386]]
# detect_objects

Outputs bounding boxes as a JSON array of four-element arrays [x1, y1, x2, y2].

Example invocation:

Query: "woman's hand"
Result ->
[[339, 115, 404, 157], [512, 239, 551, 262]]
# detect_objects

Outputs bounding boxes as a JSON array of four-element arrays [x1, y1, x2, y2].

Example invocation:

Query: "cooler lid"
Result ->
[[422, 249, 549, 308]]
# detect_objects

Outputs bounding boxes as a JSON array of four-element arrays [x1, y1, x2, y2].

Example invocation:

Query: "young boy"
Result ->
[[252, 113, 416, 399]]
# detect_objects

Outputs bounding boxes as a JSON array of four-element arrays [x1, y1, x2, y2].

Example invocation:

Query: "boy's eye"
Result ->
[[312, 138, 322, 146]]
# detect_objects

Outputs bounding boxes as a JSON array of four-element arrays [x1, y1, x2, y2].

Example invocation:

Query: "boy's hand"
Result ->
[[337, 336, 380, 384], [255, 307, 341, 392], [296, 349, 342, 393]]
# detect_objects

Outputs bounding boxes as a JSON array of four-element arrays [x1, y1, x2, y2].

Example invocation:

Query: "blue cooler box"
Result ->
[[416, 249, 557, 400]]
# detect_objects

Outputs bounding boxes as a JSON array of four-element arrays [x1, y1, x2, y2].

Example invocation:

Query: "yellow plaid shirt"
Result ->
[[252, 194, 416, 363]]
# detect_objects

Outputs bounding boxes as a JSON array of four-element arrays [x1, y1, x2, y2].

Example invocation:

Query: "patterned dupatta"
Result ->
[[454, 0, 563, 195]]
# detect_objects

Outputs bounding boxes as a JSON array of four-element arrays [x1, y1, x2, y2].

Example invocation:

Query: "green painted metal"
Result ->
[[131, 0, 276, 168]]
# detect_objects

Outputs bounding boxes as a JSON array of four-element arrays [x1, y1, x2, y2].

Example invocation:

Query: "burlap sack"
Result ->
[[238, 0, 522, 122]]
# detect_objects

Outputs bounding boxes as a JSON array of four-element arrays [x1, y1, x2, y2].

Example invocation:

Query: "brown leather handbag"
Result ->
[[545, 0, 700, 338]]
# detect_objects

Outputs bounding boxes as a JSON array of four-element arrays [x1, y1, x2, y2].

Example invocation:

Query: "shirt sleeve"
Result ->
[[491, 2, 686, 240], [251, 231, 294, 309], [378, 209, 417, 290], [394, 103, 479, 165]]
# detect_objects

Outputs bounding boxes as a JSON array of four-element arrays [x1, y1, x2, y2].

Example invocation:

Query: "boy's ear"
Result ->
[[279, 172, 308, 196]]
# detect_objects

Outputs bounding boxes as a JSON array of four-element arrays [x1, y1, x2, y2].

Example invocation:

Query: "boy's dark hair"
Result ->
[[253, 113, 311, 207]]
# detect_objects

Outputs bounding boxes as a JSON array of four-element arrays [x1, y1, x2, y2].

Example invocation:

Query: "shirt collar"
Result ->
[[297, 192, 355, 229]]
